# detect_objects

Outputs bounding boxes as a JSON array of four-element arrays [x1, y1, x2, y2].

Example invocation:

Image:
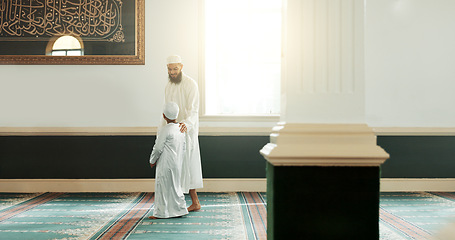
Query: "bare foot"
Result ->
[[187, 204, 201, 212], [148, 216, 161, 219]]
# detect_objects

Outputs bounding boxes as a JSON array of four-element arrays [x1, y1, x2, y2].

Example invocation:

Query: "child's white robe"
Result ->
[[150, 123, 189, 218]]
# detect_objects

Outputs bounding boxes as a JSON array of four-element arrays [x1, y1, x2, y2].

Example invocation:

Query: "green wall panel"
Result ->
[[0, 136, 154, 179], [1, 135, 454, 179], [378, 136, 455, 178], [199, 136, 268, 178], [0, 136, 269, 179]]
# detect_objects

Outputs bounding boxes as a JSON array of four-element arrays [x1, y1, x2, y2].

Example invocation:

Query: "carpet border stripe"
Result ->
[[239, 193, 258, 240], [430, 192, 455, 201], [380, 207, 433, 240], [0, 192, 64, 223], [91, 192, 154, 240], [239, 192, 267, 240]]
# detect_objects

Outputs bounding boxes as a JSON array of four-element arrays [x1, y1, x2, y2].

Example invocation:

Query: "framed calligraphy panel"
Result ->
[[0, 0, 144, 65]]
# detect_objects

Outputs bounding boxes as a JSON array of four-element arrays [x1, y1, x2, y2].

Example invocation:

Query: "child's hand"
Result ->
[[150, 163, 156, 168]]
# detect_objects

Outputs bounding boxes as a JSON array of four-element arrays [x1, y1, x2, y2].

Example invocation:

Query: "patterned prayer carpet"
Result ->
[[0, 192, 454, 239], [0, 192, 266, 240], [379, 192, 455, 240]]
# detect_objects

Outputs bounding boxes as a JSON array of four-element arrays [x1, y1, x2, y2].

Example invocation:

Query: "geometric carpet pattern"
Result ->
[[1, 192, 454, 239], [379, 192, 455, 240], [0, 192, 266, 240]]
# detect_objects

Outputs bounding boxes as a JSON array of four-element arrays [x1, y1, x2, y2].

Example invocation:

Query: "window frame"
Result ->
[[198, 0, 281, 122]]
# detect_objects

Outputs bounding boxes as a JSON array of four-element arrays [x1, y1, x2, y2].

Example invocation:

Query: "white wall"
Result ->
[[1, 0, 454, 128], [0, 0, 200, 127], [365, 0, 455, 127]]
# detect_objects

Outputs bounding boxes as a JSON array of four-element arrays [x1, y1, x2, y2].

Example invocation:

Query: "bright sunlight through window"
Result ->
[[51, 36, 83, 56], [205, 0, 281, 116]]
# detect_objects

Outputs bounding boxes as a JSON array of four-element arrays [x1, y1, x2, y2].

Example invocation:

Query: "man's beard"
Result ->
[[169, 71, 182, 84]]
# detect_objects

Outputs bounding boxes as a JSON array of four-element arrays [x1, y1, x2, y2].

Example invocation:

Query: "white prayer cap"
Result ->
[[163, 102, 179, 120], [167, 55, 182, 64]]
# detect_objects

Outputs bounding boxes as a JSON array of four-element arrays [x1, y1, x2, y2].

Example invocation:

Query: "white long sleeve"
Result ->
[[149, 128, 167, 164], [181, 79, 199, 133]]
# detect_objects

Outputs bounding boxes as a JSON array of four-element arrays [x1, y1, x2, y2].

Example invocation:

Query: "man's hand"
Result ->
[[179, 122, 187, 133], [150, 163, 156, 168]]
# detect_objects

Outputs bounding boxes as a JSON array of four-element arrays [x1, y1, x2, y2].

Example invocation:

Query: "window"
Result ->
[[203, 0, 282, 116], [49, 36, 84, 56]]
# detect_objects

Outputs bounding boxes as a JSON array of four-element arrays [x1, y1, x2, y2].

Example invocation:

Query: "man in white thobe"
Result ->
[[161, 55, 203, 212], [149, 102, 188, 219]]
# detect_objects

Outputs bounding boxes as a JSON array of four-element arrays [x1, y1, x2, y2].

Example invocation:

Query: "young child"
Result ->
[[148, 102, 189, 219]]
